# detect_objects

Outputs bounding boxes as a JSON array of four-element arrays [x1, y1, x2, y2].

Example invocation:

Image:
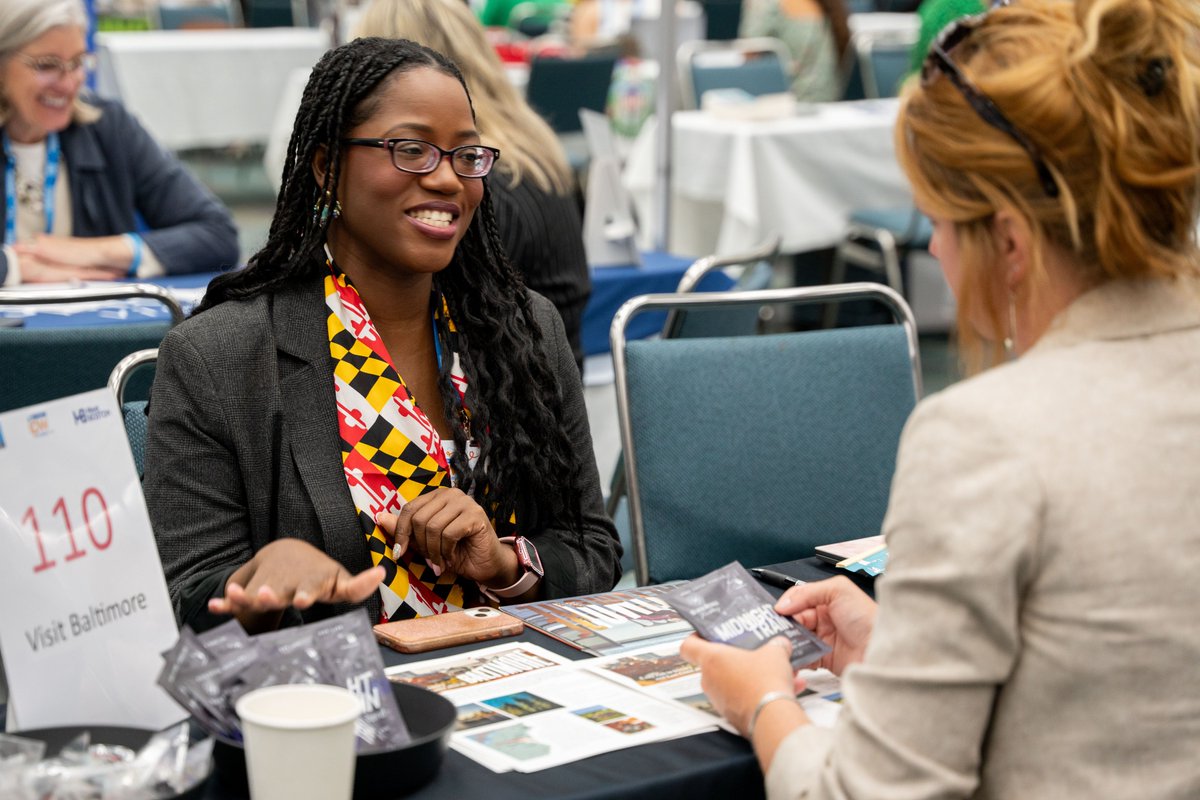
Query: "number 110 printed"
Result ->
[[21, 488, 113, 573]]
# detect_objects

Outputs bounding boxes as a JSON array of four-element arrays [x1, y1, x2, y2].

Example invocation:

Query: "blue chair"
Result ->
[[678, 38, 792, 110], [612, 283, 922, 585], [526, 53, 618, 135], [605, 236, 782, 574], [0, 285, 183, 414], [158, 0, 239, 29], [108, 348, 159, 479]]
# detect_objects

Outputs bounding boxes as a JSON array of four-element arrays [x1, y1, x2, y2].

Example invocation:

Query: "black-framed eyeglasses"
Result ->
[[17, 52, 97, 82], [342, 138, 500, 178], [920, 5, 1060, 198]]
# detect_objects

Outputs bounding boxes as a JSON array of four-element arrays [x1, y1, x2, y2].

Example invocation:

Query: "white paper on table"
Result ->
[[386, 642, 717, 773], [0, 389, 185, 730]]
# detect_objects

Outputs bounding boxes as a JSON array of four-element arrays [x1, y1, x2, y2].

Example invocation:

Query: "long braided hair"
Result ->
[[197, 36, 582, 537]]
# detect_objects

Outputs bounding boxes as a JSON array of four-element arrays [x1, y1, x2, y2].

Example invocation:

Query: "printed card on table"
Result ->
[[0, 389, 184, 730]]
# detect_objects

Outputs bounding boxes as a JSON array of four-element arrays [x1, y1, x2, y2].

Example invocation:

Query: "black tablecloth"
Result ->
[[2, 557, 871, 800]]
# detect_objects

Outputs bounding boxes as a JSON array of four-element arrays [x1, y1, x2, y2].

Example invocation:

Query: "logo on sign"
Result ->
[[72, 406, 111, 425], [27, 412, 50, 438]]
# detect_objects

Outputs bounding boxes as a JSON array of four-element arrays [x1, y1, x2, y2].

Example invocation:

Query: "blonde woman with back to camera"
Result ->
[[355, 0, 592, 372], [681, 0, 1200, 797]]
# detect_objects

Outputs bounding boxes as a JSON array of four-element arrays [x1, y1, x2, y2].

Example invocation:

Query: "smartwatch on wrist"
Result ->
[[479, 536, 543, 602]]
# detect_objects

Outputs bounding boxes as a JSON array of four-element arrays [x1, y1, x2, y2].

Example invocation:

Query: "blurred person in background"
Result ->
[[356, 0, 591, 371], [0, 0, 239, 285], [683, 0, 1200, 797], [739, 0, 850, 102]]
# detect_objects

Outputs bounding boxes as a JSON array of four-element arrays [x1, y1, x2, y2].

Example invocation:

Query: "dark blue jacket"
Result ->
[[1, 96, 239, 282]]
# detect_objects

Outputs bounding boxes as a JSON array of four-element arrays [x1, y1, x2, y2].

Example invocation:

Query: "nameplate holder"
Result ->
[[0, 389, 184, 730]]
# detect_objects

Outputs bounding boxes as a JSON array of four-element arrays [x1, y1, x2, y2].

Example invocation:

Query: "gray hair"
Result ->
[[0, 0, 99, 127]]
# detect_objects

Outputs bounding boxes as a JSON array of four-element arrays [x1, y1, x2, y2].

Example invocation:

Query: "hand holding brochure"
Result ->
[[662, 562, 830, 669]]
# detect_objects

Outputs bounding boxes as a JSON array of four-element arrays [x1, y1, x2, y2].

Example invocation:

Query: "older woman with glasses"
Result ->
[[682, 0, 1200, 797], [144, 36, 622, 635], [0, 0, 238, 284]]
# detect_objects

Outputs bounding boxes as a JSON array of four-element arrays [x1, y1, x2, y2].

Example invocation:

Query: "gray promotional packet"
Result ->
[[662, 562, 830, 669]]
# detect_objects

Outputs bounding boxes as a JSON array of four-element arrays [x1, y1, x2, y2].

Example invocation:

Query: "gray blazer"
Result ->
[[144, 277, 622, 630]]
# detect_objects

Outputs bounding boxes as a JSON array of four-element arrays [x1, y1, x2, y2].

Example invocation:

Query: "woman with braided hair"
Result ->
[[144, 37, 621, 634], [682, 0, 1200, 797]]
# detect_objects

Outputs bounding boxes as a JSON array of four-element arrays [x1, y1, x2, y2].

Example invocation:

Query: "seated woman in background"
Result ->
[[356, 0, 592, 371], [0, 0, 239, 285], [684, 0, 1200, 797], [739, 0, 850, 102], [144, 37, 621, 634]]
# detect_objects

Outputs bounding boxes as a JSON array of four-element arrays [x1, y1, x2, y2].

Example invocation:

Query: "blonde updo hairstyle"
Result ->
[[0, 0, 100, 127], [897, 0, 1200, 369], [354, 0, 573, 196]]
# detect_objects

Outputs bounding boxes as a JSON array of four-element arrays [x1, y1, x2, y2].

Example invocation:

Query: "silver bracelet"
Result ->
[[747, 690, 798, 739]]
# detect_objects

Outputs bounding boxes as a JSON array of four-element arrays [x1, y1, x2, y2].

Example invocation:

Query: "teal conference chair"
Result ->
[[108, 348, 159, 479], [678, 38, 792, 110], [0, 285, 183, 414], [612, 283, 922, 585], [605, 236, 783, 574]]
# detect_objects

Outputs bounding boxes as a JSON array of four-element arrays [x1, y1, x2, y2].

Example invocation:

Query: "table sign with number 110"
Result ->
[[0, 388, 184, 730]]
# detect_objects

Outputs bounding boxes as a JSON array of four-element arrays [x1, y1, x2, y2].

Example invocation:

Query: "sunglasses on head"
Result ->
[[920, 2, 1061, 198]]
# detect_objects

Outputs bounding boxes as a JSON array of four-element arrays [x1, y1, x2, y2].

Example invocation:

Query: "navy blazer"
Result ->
[[1, 97, 239, 282]]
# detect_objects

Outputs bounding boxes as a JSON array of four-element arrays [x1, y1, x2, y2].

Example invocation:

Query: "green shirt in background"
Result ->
[[479, 0, 570, 28], [910, 0, 986, 73]]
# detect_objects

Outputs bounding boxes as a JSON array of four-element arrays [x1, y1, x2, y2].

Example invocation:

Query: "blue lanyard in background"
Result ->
[[3, 131, 61, 246]]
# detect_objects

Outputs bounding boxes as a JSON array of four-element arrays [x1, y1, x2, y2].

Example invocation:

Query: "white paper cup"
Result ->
[[235, 684, 361, 800]]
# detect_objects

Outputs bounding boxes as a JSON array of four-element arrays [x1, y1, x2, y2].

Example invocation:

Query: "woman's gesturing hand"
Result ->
[[209, 539, 385, 633], [376, 488, 519, 587], [776, 576, 878, 676]]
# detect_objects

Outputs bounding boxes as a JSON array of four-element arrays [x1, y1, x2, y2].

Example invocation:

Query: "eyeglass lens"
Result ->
[[390, 140, 495, 177], [21, 53, 96, 80]]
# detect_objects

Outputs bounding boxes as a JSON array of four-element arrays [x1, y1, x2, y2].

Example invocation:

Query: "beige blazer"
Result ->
[[769, 278, 1200, 799]]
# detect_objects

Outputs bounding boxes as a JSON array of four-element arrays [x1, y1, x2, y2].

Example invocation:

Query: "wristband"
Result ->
[[125, 233, 143, 278], [747, 690, 798, 739]]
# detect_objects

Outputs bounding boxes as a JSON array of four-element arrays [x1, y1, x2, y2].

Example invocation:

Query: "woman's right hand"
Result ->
[[776, 576, 878, 676], [209, 539, 384, 633]]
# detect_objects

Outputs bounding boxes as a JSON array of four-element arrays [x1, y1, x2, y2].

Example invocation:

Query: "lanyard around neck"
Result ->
[[3, 131, 61, 247]]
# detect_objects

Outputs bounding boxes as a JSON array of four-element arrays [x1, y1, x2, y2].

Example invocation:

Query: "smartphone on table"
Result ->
[[373, 607, 524, 654]]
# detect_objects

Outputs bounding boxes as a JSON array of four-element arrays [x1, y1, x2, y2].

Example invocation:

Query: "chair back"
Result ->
[[245, 0, 306, 27], [852, 29, 916, 98], [0, 285, 182, 414], [526, 53, 618, 134], [666, 234, 781, 339], [678, 38, 792, 109], [109, 349, 159, 479], [612, 283, 922, 585], [158, 0, 239, 29]]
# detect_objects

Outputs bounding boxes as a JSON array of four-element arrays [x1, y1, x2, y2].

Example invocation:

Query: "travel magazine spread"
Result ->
[[499, 583, 694, 657]]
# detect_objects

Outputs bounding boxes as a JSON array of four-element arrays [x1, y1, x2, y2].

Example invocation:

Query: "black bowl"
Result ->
[[212, 682, 456, 799], [16, 724, 211, 800]]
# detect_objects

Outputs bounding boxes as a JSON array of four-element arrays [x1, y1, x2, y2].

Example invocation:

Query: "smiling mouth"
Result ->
[[407, 209, 455, 229], [39, 94, 70, 110]]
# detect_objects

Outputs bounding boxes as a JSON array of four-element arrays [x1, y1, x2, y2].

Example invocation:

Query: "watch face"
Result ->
[[516, 537, 544, 577]]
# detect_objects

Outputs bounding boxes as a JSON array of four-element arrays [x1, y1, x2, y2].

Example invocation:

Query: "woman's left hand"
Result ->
[[376, 487, 517, 585], [679, 634, 799, 736]]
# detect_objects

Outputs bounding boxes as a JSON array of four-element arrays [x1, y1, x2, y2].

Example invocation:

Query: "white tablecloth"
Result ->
[[625, 99, 911, 257], [95, 28, 329, 151]]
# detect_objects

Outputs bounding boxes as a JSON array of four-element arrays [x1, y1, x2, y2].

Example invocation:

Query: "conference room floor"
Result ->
[[187, 148, 962, 506]]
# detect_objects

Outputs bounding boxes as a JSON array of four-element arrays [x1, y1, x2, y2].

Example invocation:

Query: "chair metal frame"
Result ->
[[677, 37, 793, 110], [108, 348, 160, 407], [612, 282, 922, 585], [604, 235, 782, 523], [0, 284, 184, 323]]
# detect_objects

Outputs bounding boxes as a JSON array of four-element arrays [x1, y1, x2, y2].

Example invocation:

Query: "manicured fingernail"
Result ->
[[430, 563, 443, 577], [393, 543, 405, 559]]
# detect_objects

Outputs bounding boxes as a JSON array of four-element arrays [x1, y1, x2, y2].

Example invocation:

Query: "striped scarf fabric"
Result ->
[[325, 265, 482, 620]]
